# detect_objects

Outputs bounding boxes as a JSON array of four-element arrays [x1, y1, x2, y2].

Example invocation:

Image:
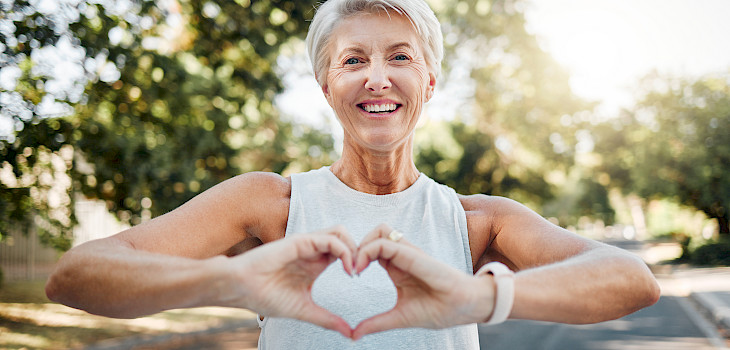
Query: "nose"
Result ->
[[364, 63, 391, 93]]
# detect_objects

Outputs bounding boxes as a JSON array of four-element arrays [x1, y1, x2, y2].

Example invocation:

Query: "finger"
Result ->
[[354, 238, 412, 275], [298, 302, 353, 339], [360, 224, 418, 249], [311, 235, 354, 275], [297, 234, 355, 276], [321, 225, 358, 255], [355, 239, 450, 279], [352, 309, 406, 340], [359, 223, 395, 248], [355, 224, 396, 275]]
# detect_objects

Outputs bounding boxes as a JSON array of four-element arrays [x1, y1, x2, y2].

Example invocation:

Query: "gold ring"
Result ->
[[388, 230, 404, 242]]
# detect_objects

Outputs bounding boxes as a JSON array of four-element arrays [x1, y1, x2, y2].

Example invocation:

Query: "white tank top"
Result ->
[[257, 167, 479, 349]]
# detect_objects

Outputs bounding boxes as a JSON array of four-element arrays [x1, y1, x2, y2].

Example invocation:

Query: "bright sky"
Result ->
[[523, 0, 730, 114]]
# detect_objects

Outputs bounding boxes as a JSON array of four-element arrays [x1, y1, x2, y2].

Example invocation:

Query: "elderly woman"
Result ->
[[45, 0, 660, 349]]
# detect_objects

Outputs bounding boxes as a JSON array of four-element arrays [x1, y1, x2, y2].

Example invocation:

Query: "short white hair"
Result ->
[[305, 0, 443, 86]]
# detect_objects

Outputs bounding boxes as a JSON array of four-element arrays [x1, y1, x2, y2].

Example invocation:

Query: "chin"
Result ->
[[358, 134, 404, 151]]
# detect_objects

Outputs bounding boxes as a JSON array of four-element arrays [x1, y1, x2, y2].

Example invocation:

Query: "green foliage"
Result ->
[[419, 0, 591, 207], [416, 120, 552, 204], [67, 0, 329, 221], [676, 236, 730, 266], [594, 73, 730, 234], [0, 119, 77, 249], [0, 280, 50, 303], [643, 199, 711, 239], [0, 0, 331, 250], [541, 175, 615, 227], [690, 239, 730, 266]]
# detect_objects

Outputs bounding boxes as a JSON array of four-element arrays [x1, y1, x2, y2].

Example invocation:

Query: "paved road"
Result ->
[[479, 295, 727, 350]]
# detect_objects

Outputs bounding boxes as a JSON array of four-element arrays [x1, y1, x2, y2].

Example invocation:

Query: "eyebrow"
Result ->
[[337, 42, 416, 57], [387, 42, 416, 52]]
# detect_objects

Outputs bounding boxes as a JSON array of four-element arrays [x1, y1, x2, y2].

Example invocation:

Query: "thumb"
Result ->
[[351, 308, 405, 341], [297, 302, 353, 339]]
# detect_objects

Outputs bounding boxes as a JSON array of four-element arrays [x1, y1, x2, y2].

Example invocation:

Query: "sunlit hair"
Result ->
[[306, 0, 443, 86]]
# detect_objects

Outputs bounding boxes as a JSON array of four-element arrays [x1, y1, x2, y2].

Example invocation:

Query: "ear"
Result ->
[[424, 71, 436, 102], [321, 81, 335, 108]]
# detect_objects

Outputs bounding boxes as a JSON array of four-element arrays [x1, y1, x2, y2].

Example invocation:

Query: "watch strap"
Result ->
[[476, 261, 515, 325]]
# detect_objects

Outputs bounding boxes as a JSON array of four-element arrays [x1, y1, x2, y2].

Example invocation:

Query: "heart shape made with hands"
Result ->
[[270, 225, 483, 341]]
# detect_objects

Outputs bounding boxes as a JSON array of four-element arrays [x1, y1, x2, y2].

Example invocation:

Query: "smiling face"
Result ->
[[322, 11, 436, 153]]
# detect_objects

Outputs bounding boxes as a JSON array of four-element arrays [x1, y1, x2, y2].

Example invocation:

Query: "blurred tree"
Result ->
[[418, 0, 592, 209], [0, 0, 332, 249], [593, 73, 730, 234], [539, 172, 615, 227]]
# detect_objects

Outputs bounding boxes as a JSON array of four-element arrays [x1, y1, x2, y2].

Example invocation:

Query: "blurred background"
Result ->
[[1, 0, 729, 348]]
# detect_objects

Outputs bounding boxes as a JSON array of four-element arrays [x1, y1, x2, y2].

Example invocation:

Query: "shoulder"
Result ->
[[206, 171, 291, 210], [457, 193, 539, 269], [215, 172, 291, 243], [457, 194, 517, 231], [229, 171, 292, 197], [458, 193, 549, 235], [458, 193, 528, 217]]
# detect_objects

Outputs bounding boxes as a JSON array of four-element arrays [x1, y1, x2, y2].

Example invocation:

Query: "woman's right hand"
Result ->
[[218, 226, 357, 338], [351, 224, 495, 340]]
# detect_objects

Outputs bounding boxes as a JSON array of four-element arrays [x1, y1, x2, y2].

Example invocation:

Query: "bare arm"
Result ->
[[466, 195, 660, 324], [349, 197, 661, 339], [45, 238, 232, 318], [45, 172, 289, 318]]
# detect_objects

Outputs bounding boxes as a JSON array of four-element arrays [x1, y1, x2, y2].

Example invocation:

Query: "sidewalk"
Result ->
[[82, 318, 260, 350], [655, 265, 730, 337], [641, 240, 730, 338]]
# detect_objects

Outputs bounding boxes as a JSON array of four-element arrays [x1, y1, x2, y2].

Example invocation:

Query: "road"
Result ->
[[478, 295, 727, 349]]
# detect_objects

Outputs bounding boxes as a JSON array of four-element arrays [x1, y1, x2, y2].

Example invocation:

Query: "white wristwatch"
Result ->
[[476, 262, 515, 325]]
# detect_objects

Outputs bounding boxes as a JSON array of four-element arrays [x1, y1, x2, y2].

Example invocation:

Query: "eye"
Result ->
[[345, 57, 361, 65], [393, 54, 410, 61]]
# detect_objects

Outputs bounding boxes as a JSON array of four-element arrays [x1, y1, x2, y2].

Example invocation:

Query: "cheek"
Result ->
[[400, 66, 431, 104], [327, 70, 359, 103]]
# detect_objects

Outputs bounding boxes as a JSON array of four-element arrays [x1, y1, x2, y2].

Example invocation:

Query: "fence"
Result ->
[[1, 198, 128, 282], [0, 226, 59, 282]]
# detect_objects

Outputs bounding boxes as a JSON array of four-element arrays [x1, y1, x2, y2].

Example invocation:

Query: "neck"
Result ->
[[331, 136, 419, 194]]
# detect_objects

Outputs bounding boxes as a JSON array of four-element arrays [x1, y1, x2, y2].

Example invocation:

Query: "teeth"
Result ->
[[362, 103, 397, 113]]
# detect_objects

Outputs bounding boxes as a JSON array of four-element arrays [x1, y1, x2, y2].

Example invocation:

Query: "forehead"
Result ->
[[328, 12, 421, 55]]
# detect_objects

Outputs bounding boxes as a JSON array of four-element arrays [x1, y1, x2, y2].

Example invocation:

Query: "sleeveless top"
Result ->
[[257, 167, 480, 349]]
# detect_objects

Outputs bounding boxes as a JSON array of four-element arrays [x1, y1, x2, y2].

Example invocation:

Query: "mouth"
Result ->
[[357, 102, 401, 114]]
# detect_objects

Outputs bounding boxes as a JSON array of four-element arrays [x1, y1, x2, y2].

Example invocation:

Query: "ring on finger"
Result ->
[[388, 230, 404, 242]]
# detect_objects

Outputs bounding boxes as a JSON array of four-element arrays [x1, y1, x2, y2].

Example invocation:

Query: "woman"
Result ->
[[45, 0, 660, 349]]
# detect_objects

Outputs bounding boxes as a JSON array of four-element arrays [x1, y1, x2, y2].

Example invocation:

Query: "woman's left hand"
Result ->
[[226, 226, 358, 338], [351, 224, 496, 340]]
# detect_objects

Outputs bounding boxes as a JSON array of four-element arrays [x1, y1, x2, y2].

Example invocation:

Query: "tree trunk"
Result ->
[[718, 214, 729, 236]]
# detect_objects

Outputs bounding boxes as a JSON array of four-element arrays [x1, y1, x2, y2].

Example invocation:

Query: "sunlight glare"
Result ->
[[525, 0, 730, 114]]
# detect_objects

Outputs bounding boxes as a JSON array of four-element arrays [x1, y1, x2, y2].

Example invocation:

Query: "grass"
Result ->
[[0, 280, 50, 303], [0, 279, 258, 349]]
